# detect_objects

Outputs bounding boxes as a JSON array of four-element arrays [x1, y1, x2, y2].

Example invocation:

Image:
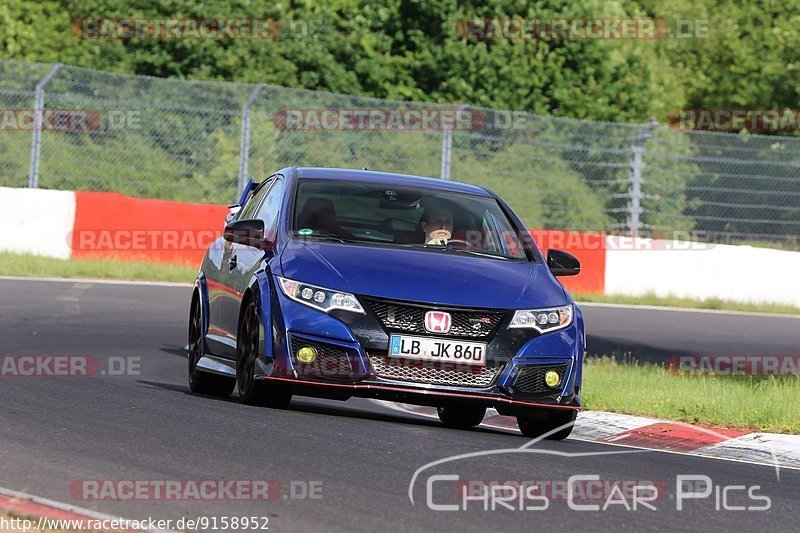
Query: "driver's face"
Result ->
[[421, 209, 454, 244]]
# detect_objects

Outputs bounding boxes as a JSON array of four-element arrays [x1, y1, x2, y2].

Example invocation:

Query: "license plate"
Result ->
[[389, 335, 486, 366]]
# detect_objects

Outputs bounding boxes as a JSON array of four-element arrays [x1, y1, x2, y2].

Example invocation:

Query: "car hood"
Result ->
[[279, 241, 566, 309]]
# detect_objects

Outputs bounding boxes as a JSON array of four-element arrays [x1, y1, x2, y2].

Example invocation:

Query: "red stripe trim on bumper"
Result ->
[[254, 375, 580, 410]]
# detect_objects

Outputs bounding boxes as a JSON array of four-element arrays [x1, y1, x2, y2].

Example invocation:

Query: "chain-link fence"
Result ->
[[0, 58, 798, 247]]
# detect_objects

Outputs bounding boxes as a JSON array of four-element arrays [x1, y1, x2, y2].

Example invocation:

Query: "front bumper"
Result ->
[[256, 287, 583, 413]]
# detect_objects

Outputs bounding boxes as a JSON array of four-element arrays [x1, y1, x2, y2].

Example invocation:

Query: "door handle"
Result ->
[[228, 255, 238, 270]]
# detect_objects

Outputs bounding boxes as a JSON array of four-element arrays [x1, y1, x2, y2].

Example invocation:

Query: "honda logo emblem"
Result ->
[[424, 311, 452, 333]]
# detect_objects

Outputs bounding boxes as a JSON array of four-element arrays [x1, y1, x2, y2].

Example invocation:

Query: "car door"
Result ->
[[202, 221, 229, 357], [212, 179, 273, 358], [223, 177, 286, 355], [202, 182, 260, 357]]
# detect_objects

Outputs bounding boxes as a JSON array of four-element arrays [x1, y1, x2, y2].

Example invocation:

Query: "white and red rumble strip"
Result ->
[[387, 404, 800, 469], [0, 486, 170, 532]]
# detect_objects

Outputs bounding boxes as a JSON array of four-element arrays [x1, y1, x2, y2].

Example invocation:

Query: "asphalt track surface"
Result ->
[[0, 278, 798, 532], [582, 303, 800, 361]]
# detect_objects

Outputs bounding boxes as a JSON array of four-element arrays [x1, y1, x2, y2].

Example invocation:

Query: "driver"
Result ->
[[420, 204, 455, 245]]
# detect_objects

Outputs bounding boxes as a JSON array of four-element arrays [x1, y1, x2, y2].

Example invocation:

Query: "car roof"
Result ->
[[292, 167, 493, 197]]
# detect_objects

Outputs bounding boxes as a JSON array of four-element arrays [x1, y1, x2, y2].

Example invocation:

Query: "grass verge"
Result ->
[[583, 357, 800, 434], [0, 252, 196, 283], [574, 291, 800, 315]]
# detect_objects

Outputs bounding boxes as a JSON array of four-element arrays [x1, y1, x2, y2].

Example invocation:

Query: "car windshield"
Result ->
[[291, 179, 530, 260]]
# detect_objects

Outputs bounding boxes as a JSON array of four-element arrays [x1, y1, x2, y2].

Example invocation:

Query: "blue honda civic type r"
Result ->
[[188, 167, 585, 439]]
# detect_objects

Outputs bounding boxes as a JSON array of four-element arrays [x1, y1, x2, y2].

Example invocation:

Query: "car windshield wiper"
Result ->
[[455, 249, 511, 260], [405, 241, 459, 250], [405, 242, 511, 260], [296, 230, 359, 243]]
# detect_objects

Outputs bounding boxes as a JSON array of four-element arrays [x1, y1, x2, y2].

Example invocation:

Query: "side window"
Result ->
[[482, 212, 501, 252], [255, 179, 286, 238], [237, 179, 273, 220], [485, 209, 525, 259]]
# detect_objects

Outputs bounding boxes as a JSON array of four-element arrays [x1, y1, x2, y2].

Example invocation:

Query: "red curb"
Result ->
[[0, 493, 139, 532], [0, 494, 91, 522], [603, 422, 750, 452]]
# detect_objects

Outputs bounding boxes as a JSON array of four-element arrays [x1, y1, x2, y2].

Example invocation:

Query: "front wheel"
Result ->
[[236, 299, 292, 408], [437, 405, 486, 429], [517, 409, 577, 440], [188, 296, 235, 397]]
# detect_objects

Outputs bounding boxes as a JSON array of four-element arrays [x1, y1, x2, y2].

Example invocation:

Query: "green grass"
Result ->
[[584, 357, 800, 434], [575, 291, 800, 315], [0, 252, 196, 283]]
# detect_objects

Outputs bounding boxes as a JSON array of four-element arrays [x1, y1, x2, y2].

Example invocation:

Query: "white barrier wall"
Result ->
[[0, 187, 75, 260], [605, 236, 800, 307]]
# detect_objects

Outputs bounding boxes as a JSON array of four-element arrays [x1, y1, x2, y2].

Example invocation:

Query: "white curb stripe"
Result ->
[[695, 433, 800, 469], [568, 411, 662, 441], [378, 401, 800, 470]]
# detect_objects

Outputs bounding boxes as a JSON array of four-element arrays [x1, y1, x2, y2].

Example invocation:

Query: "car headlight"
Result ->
[[509, 305, 573, 333], [276, 276, 365, 314]]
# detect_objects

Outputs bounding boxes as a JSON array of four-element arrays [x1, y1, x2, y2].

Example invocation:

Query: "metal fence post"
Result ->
[[238, 83, 266, 194], [27, 63, 63, 188], [440, 128, 453, 180], [440, 104, 468, 180], [626, 119, 657, 234]]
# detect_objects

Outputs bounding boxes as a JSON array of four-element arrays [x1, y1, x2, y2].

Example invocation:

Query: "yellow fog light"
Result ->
[[544, 370, 561, 388], [297, 346, 317, 364]]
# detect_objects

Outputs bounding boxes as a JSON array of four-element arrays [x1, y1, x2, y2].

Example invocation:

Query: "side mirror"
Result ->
[[547, 249, 580, 277], [223, 219, 273, 249]]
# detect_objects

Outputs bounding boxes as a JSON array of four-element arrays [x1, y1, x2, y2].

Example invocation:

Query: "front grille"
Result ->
[[513, 364, 570, 394], [368, 355, 502, 388], [289, 337, 354, 379], [365, 298, 506, 339]]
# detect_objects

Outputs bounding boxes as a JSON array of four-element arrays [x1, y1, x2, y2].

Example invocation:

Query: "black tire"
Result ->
[[437, 405, 486, 429], [236, 299, 292, 408], [188, 295, 235, 397], [517, 409, 577, 440]]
